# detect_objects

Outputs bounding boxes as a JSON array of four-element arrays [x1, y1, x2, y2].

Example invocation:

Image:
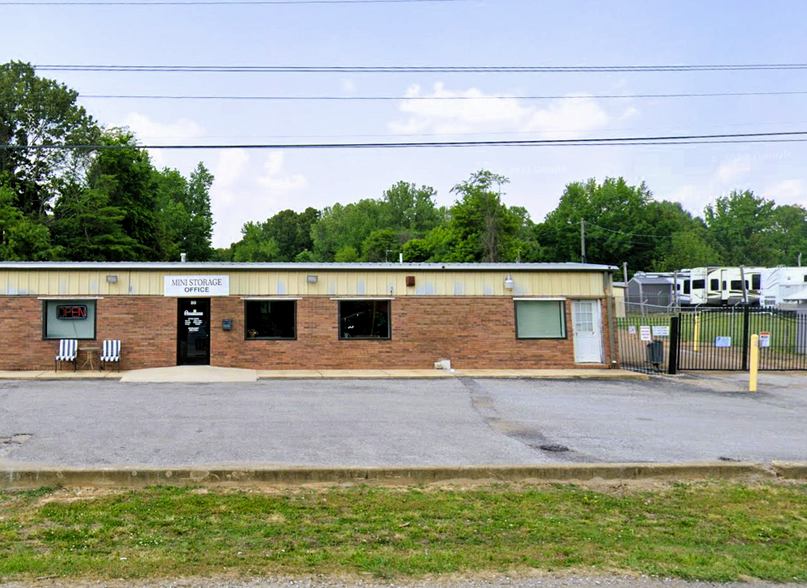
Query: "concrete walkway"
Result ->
[[0, 366, 648, 382]]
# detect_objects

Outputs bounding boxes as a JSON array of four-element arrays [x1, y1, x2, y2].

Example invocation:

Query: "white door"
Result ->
[[572, 300, 603, 363]]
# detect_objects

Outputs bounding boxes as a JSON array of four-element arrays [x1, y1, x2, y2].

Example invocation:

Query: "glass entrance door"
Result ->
[[177, 298, 210, 365]]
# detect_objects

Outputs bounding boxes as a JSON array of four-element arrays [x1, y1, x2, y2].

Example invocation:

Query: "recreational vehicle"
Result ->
[[679, 267, 763, 306], [760, 267, 807, 307]]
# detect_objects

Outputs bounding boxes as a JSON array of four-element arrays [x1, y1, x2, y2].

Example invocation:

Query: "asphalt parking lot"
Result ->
[[1, 373, 805, 468]]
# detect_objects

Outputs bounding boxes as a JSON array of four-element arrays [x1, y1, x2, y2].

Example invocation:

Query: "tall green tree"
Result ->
[[260, 207, 319, 261], [153, 167, 189, 262], [0, 184, 62, 260], [703, 190, 778, 266], [311, 200, 384, 261], [768, 204, 807, 266], [361, 228, 399, 262], [379, 181, 443, 238], [85, 130, 161, 260], [155, 163, 216, 262], [231, 222, 281, 262], [184, 163, 215, 261], [645, 200, 721, 271], [536, 177, 655, 267], [444, 170, 523, 262], [0, 61, 100, 218], [50, 179, 140, 261], [229, 207, 319, 262]]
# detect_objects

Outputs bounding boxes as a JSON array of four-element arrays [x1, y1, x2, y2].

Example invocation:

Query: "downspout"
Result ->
[[604, 271, 618, 368]]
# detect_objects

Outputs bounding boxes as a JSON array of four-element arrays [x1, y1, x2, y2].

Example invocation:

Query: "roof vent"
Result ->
[[180, 253, 187, 263]]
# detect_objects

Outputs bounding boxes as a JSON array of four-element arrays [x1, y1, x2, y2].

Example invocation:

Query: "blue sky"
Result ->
[[2, 0, 806, 248]]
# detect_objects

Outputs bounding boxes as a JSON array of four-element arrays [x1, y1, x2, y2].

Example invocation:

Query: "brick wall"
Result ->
[[1, 296, 616, 371]]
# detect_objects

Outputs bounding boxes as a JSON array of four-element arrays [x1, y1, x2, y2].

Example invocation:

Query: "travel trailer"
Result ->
[[760, 267, 807, 307], [678, 267, 763, 306]]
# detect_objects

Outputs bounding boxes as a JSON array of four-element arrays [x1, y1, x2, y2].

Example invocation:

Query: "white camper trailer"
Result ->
[[761, 267, 807, 307], [679, 267, 763, 306]]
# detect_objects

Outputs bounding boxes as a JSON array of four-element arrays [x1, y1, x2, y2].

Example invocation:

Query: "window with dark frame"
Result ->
[[515, 300, 567, 339], [752, 274, 761, 290], [710, 279, 719, 291], [245, 300, 296, 339], [692, 279, 706, 290], [43, 299, 97, 340], [339, 300, 390, 339]]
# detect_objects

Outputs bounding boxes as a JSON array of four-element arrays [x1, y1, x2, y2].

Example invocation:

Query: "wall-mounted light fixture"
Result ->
[[504, 275, 514, 290], [307, 275, 318, 284], [106, 275, 118, 284]]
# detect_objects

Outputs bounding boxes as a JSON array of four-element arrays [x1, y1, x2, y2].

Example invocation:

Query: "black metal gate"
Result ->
[[676, 307, 807, 371], [618, 307, 807, 374], [616, 315, 675, 375]]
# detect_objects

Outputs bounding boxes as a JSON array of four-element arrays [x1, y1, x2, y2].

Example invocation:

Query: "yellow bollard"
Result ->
[[749, 334, 759, 393], [693, 313, 700, 352]]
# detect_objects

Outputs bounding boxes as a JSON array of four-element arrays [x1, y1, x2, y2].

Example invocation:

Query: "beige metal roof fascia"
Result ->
[[240, 297, 303, 301], [330, 297, 395, 301], [37, 296, 104, 300]]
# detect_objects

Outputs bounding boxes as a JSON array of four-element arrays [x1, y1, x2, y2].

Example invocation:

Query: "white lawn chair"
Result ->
[[100, 339, 121, 371], [55, 339, 78, 372]]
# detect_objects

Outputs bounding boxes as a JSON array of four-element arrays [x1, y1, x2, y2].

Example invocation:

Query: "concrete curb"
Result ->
[[772, 461, 807, 480], [0, 368, 649, 382], [2, 462, 799, 489]]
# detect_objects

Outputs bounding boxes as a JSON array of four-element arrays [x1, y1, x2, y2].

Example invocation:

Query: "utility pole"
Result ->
[[799, 253, 802, 267], [623, 262, 628, 286], [581, 219, 586, 263]]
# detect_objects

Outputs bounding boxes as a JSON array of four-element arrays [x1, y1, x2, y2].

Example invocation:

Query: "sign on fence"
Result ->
[[640, 326, 652, 341], [759, 332, 770, 348], [715, 336, 732, 348], [652, 325, 669, 337]]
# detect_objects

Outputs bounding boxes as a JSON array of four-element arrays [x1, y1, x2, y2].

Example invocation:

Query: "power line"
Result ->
[[76, 89, 807, 101], [587, 223, 676, 240], [2, 0, 472, 5], [34, 63, 807, 74], [3, 130, 807, 150]]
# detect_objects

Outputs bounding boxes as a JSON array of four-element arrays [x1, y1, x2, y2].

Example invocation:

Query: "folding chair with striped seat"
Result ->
[[55, 339, 78, 372], [100, 339, 121, 371]]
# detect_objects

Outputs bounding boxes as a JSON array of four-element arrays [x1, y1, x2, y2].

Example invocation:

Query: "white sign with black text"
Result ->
[[164, 275, 230, 296]]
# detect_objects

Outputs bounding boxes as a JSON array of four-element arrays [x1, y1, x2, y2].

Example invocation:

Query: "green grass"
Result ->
[[1, 482, 807, 581]]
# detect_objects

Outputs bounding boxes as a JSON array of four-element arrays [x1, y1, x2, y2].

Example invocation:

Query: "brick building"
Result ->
[[0, 262, 619, 371]]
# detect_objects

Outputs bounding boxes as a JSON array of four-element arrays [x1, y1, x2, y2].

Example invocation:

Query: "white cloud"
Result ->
[[765, 179, 807, 206], [389, 83, 618, 139], [119, 112, 205, 143], [213, 149, 250, 190], [664, 185, 712, 211], [389, 83, 531, 136], [341, 78, 357, 94], [715, 156, 753, 183], [116, 112, 206, 168], [209, 149, 251, 248], [208, 150, 310, 248], [257, 151, 308, 192], [523, 96, 610, 139]]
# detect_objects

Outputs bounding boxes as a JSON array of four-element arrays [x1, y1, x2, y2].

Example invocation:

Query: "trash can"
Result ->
[[646, 340, 664, 367]]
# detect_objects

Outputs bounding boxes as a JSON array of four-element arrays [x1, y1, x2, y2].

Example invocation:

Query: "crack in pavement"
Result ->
[[458, 378, 596, 463]]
